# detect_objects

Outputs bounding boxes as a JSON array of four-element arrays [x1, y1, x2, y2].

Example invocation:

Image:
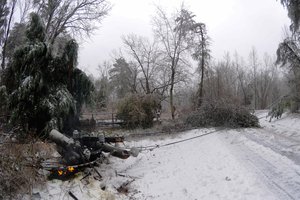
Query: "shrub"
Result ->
[[116, 94, 160, 129], [185, 99, 259, 128]]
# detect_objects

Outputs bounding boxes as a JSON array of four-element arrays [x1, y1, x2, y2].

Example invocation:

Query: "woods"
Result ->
[[88, 5, 291, 128], [0, 0, 295, 133], [0, 2, 289, 131]]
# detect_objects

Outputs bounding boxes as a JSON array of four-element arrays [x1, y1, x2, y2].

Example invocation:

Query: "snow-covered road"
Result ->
[[39, 111, 300, 200]]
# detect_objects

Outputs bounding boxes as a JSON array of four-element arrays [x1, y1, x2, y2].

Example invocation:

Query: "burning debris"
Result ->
[[43, 129, 139, 179]]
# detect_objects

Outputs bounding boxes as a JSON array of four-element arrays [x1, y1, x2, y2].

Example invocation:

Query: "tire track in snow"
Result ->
[[221, 131, 300, 200], [246, 150, 298, 200], [242, 128, 300, 165]]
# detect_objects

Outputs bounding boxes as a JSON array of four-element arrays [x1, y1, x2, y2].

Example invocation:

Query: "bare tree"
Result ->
[[122, 34, 169, 95], [0, 0, 9, 46], [152, 5, 192, 119], [1, 0, 16, 70], [17, 0, 32, 23], [33, 0, 111, 44], [234, 52, 252, 106], [255, 54, 276, 108], [249, 47, 260, 109]]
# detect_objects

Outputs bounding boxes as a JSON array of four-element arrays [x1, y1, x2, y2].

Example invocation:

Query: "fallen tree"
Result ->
[[185, 98, 259, 128]]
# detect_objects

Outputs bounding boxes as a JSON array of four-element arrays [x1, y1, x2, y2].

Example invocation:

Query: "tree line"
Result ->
[[0, 0, 299, 134], [90, 4, 290, 121]]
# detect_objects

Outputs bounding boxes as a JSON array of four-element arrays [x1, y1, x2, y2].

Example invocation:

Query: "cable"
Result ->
[[138, 129, 224, 152]]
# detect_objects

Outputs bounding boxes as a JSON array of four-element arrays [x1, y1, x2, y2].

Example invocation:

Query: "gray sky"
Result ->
[[78, 0, 290, 76]]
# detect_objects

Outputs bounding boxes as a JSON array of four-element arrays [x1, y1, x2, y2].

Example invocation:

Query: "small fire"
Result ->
[[54, 167, 76, 177], [68, 166, 75, 172], [58, 170, 63, 176]]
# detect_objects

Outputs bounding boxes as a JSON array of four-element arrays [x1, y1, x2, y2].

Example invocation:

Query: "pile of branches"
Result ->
[[185, 99, 259, 128], [0, 135, 53, 199]]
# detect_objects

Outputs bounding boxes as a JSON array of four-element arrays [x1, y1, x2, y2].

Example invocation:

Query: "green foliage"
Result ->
[[0, 85, 7, 113], [69, 68, 94, 113], [109, 57, 137, 98], [185, 99, 259, 128], [91, 76, 110, 109], [5, 23, 27, 63], [26, 13, 46, 42], [267, 95, 292, 121], [3, 13, 93, 135], [276, 38, 300, 69], [280, 0, 300, 32], [116, 94, 160, 129], [277, 1, 300, 112]]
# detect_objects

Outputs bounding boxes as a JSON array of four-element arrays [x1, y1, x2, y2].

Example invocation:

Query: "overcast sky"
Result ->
[[78, 0, 290, 76]]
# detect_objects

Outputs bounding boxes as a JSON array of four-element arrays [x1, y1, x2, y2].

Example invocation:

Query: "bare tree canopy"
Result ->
[[0, 0, 9, 46], [33, 0, 112, 43], [122, 34, 166, 95], [152, 5, 209, 118], [152, 5, 193, 119], [1, 0, 16, 70]]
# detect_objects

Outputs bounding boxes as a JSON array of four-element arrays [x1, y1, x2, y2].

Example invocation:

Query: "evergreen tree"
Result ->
[[92, 76, 110, 109], [109, 57, 138, 98], [280, 0, 300, 32], [3, 13, 93, 136], [276, 0, 300, 113]]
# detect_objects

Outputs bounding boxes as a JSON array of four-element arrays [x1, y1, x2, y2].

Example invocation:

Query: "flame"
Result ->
[[58, 170, 63, 176], [68, 166, 75, 172]]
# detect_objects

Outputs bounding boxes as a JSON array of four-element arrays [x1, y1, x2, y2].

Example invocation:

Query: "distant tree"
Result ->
[[33, 0, 111, 44], [256, 54, 278, 109], [109, 57, 138, 98], [89, 62, 112, 109], [92, 76, 110, 109], [203, 53, 237, 102], [152, 5, 192, 119], [234, 53, 253, 106], [249, 47, 260, 109], [188, 17, 210, 107], [4, 13, 93, 136], [122, 34, 170, 96]]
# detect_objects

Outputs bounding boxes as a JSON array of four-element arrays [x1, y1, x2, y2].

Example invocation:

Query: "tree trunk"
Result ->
[[145, 78, 150, 94], [197, 46, 205, 108], [1, 1, 16, 70], [170, 69, 175, 120]]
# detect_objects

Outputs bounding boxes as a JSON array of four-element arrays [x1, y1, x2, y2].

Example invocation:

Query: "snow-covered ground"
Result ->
[[37, 111, 300, 200]]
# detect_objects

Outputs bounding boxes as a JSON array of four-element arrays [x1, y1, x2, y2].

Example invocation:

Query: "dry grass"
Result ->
[[0, 137, 55, 199]]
